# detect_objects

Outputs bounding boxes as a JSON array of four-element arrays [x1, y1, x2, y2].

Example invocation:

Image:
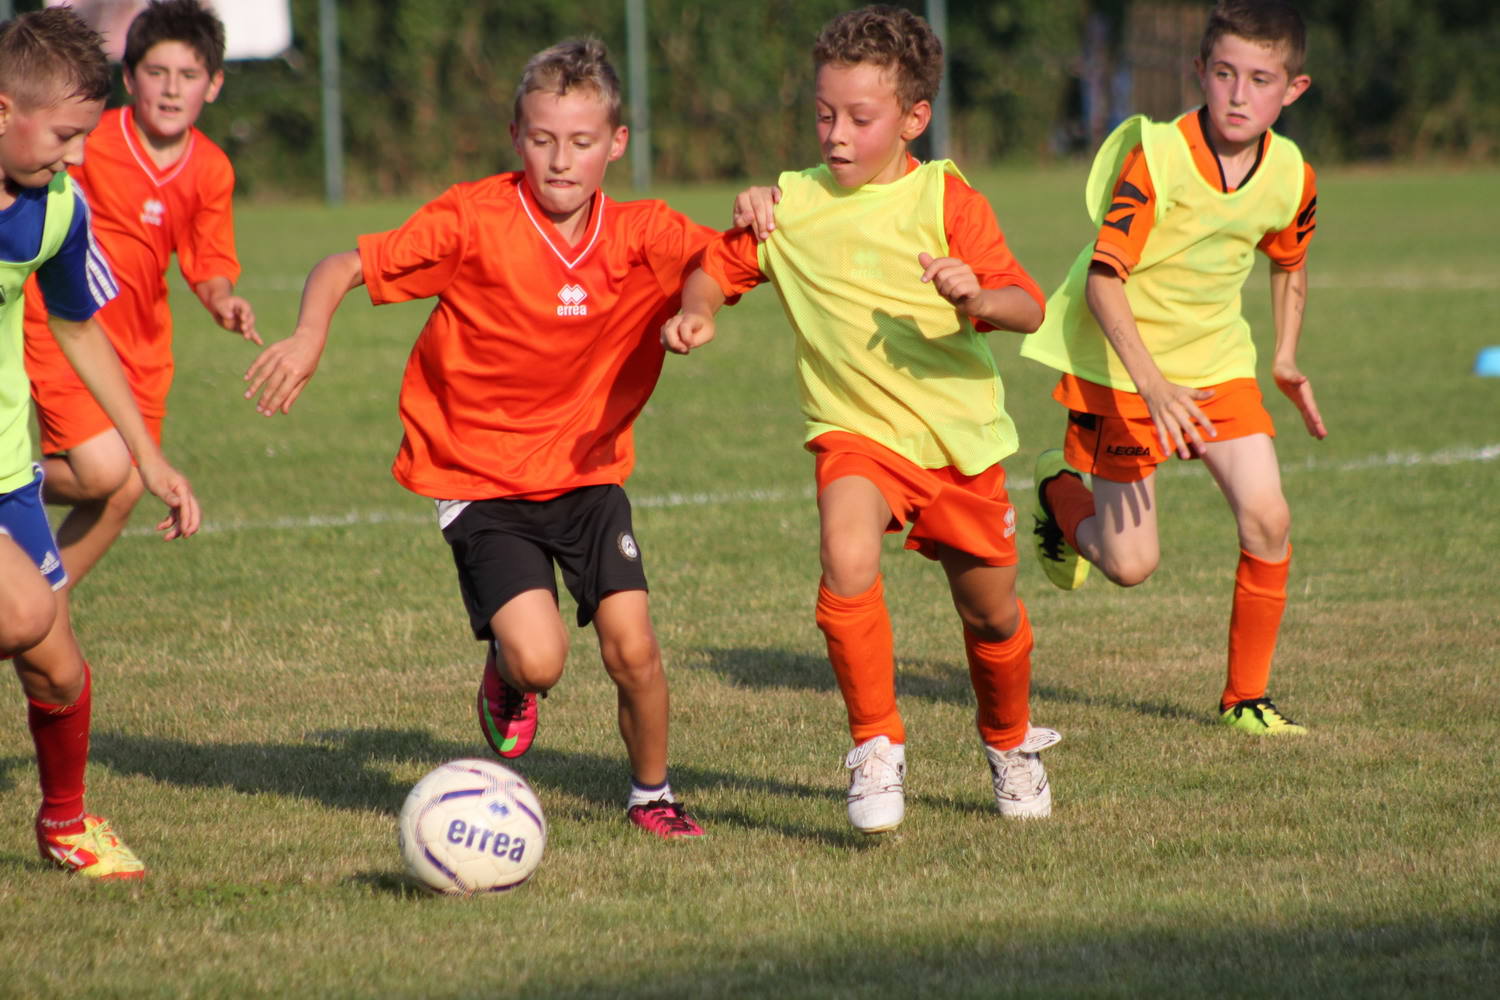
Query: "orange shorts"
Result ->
[[1059, 377, 1274, 483], [809, 431, 1018, 566], [31, 378, 165, 456]]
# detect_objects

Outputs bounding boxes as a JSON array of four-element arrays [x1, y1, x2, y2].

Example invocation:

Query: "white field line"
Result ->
[[123, 442, 1499, 539]]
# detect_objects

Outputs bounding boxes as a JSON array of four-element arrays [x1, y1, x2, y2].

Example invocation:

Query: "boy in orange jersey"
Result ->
[[1022, 0, 1325, 735], [245, 39, 714, 839], [663, 5, 1060, 834], [23, 0, 256, 593], [0, 7, 199, 880]]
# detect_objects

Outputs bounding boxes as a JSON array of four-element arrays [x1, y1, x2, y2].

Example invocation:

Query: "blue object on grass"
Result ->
[[1476, 346, 1500, 377]]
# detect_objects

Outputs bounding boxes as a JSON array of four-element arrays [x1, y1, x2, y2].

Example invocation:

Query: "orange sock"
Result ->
[[966, 601, 1033, 751], [1222, 547, 1291, 710], [1044, 472, 1095, 550], [816, 575, 903, 745]]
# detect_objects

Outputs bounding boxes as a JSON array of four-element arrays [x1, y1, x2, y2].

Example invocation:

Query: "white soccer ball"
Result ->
[[398, 758, 547, 895]]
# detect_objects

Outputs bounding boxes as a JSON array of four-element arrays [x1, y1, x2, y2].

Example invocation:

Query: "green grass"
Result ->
[[2, 166, 1497, 998]]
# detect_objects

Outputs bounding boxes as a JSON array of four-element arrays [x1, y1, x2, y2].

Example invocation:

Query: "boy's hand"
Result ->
[[1273, 362, 1328, 439], [244, 333, 324, 415], [135, 457, 201, 540], [731, 185, 781, 242], [210, 294, 262, 346], [1139, 378, 1217, 460], [918, 252, 983, 312], [661, 312, 717, 355]]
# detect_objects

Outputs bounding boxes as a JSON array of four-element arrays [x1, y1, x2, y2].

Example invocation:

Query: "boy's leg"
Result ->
[[0, 535, 55, 656], [480, 589, 565, 758], [1046, 470, 1162, 587], [816, 475, 902, 745], [40, 429, 144, 587], [591, 589, 667, 787], [1201, 434, 1302, 732], [940, 550, 1060, 818]]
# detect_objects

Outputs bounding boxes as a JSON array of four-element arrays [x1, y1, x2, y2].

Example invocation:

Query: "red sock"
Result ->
[[29, 663, 91, 836], [966, 601, 1034, 751], [816, 575, 904, 745], [1222, 548, 1291, 710], [1044, 472, 1095, 550]]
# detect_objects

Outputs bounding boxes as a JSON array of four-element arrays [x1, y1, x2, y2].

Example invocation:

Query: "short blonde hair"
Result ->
[[0, 8, 111, 111], [513, 39, 623, 128]]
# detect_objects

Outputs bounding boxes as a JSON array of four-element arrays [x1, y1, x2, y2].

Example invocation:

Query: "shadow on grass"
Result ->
[[0, 754, 33, 794], [697, 645, 1209, 725], [88, 728, 873, 846]]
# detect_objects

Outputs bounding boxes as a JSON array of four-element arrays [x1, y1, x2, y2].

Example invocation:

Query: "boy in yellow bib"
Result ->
[[663, 5, 1059, 833], [1022, 0, 1326, 735]]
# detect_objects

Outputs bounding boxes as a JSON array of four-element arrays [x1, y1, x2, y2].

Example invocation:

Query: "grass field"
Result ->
[[2, 165, 1497, 998]]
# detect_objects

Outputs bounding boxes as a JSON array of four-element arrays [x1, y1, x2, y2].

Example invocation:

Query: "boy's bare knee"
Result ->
[[1100, 552, 1157, 587], [601, 634, 662, 690], [498, 642, 565, 692], [0, 601, 54, 657]]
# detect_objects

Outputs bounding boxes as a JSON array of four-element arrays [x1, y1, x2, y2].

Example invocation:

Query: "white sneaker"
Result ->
[[844, 735, 906, 834], [984, 726, 1061, 820]]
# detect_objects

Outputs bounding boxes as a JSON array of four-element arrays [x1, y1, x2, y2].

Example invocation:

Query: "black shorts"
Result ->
[[440, 484, 648, 638]]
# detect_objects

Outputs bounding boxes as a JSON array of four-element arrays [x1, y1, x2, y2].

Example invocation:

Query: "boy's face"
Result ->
[[0, 92, 104, 190], [510, 88, 627, 226], [1195, 34, 1310, 152], [124, 40, 223, 145], [814, 61, 929, 189]]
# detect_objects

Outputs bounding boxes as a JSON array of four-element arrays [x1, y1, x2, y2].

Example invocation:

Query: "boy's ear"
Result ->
[[900, 100, 932, 142], [1281, 73, 1311, 107], [0, 93, 10, 136], [205, 70, 225, 104], [607, 124, 629, 163]]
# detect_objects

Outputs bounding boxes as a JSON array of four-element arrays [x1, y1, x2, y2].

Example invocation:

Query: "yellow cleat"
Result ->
[[1220, 698, 1307, 736], [38, 814, 147, 880]]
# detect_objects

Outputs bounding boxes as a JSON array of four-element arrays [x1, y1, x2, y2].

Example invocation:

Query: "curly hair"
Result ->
[[123, 0, 227, 78], [812, 5, 943, 109], [0, 7, 111, 110], [1200, 0, 1307, 77], [513, 38, 623, 128]]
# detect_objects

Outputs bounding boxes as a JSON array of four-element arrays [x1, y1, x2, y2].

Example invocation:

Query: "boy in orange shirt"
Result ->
[[1022, 0, 1325, 734], [24, 0, 256, 593], [1, 7, 200, 880], [664, 5, 1059, 833], [246, 40, 713, 838]]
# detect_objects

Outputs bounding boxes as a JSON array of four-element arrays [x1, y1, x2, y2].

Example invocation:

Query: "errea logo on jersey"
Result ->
[[557, 283, 588, 317], [140, 198, 166, 227]]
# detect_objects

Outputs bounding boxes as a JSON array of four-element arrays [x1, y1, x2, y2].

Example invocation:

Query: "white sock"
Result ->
[[627, 778, 673, 809]]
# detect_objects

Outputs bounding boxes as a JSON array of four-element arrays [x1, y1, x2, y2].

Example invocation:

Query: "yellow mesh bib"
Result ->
[[1022, 114, 1304, 391], [758, 160, 1017, 473]]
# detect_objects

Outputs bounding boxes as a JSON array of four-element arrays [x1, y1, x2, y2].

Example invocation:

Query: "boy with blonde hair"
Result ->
[[0, 7, 199, 879], [1023, 0, 1324, 734], [246, 39, 713, 838], [664, 5, 1060, 833], [24, 0, 257, 596]]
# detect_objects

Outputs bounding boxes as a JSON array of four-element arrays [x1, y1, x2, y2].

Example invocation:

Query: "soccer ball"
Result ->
[[398, 758, 547, 895]]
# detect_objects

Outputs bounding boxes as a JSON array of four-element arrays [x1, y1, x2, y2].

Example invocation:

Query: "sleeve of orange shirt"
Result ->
[[640, 201, 722, 298], [941, 172, 1046, 332], [358, 185, 470, 305], [1089, 144, 1155, 281], [1257, 162, 1317, 269], [698, 225, 767, 300], [176, 149, 241, 287]]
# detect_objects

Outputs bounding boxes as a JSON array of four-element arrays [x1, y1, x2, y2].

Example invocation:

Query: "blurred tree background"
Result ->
[[28, 0, 1498, 197]]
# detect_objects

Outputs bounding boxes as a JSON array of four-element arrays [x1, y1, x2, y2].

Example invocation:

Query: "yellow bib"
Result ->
[[2, 174, 75, 490], [1022, 114, 1304, 390], [758, 161, 1017, 473]]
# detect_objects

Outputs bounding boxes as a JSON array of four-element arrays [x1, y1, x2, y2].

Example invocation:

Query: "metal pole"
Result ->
[[319, 0, 344, 205], [626, 0, 651, 189], [927, 0, 951, 160], [0, 3, 13, 24]]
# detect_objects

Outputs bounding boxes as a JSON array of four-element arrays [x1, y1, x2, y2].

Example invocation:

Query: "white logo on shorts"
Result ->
[[1003, 506, 1017, 540], [618, 532, 639, 560]]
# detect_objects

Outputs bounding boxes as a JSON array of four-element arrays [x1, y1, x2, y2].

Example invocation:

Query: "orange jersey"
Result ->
[[1092, 108, 1317, 280], [704, 158, 1043, 332], [24, 106, 240, 434], [358, 172, 718, 500]]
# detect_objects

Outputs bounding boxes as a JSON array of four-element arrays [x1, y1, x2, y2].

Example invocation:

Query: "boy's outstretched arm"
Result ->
[[917, 252, 1042, 333], [195, 275, 261, 345], [1084, 263, 1216, 460], [244, 250, 365, 416], [1268, 263, 1326, 439], [49, 316, 201, 540], [660, 268, 727, 355]]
